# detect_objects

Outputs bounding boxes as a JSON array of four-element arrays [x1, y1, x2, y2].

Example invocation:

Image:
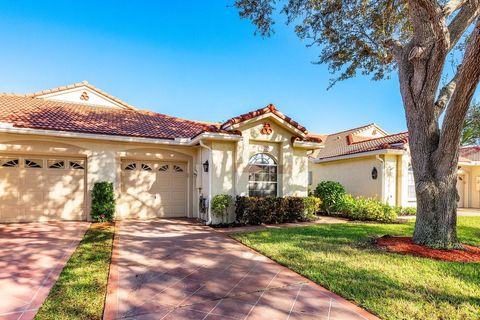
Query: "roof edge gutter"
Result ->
[[190, 132, 242, 145], [311, 148, 406, 163], [292, 140, 324, 149], [0, 124, 241, 146]]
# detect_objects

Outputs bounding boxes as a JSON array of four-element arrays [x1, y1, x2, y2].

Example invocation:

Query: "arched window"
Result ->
[[248, 153, 277, 197]]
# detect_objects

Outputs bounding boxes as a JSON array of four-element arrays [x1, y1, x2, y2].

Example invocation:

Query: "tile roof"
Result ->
[[221, 104, 308, 134], [311, 123, 408, 160], [0, 94, 232, 140], [0, 93, 318, 144], [26, 81, 137, 110], [460, 146, 480, 162]]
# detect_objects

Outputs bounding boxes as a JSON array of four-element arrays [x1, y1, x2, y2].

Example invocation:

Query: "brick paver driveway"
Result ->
[[0, 222, 89, 320], [104, 219, 378, 320]]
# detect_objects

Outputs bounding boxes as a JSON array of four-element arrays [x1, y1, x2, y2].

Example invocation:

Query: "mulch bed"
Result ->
[[376, 236, 480, 262]]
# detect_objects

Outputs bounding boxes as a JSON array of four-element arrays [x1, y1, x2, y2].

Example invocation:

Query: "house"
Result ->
[[308, 123, 480, 209], [0, 81, 322, 223]]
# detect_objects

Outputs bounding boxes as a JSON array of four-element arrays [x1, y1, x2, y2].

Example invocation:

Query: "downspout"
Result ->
[[376, 155, 385, 203], [199, 141, 213, 225]]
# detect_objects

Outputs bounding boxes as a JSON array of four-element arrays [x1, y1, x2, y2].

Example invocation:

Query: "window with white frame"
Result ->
[[248, 153, 277, 197], [407, 164, 416, 200]]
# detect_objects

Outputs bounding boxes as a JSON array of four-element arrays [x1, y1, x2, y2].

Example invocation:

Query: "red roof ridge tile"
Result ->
[[221, 103, 308, 134], [349, 131, 409, 145]]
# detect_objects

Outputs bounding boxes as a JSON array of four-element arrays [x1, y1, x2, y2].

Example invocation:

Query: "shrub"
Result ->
[[234, 196, 307, 225], [91, 181, 115, 222], [303, 196, 321, 220], [348, 197, 398, 222], [314, 181, 346, 213], [336, 194, 357, 216], [397, 207, 416, 216], [211, 194, 233, 223]]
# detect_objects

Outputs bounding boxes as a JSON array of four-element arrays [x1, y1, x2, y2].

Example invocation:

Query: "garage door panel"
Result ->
[[121, 160, 188, 218], [22, 191, 45, 206], [22, 172, 45, 186], [0, 156, 86, 222], [0, 205, 23, 221]]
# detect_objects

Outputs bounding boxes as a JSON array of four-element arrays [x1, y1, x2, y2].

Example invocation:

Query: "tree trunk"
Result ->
[[411, 167, 460, 248], [405, 116, 461, 249]]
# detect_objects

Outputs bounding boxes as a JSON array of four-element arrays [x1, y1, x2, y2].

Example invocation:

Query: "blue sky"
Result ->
[[1, 1, 474, 135]]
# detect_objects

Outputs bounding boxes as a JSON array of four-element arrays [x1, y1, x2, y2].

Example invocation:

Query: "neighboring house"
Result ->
[[308, 123, 480, 209], [0, 81, 322, 223]]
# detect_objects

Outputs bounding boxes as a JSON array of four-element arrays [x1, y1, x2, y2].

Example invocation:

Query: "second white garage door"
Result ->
[[120, 160, 188, 218]]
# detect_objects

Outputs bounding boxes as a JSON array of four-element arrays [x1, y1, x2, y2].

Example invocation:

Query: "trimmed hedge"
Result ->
[[235, 196, 316, 225]]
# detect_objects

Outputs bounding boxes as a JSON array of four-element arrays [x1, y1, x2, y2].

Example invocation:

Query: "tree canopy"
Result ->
[[462, 101, 480, 145], [235, 0, 480, 248]]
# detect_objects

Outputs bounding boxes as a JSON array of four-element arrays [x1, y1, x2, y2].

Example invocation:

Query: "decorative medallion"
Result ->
[[80, 91, 90, 101], [261, 122, 273, 135]]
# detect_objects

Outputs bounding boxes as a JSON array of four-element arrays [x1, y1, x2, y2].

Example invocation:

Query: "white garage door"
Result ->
[[120, 160, 188, 218], [0, 156, 86, 222]]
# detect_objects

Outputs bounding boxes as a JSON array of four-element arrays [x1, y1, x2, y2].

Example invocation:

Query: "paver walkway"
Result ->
[[0, 222, 90, 320], [215, 216, 347, 234], [104, 219, 379, 320]]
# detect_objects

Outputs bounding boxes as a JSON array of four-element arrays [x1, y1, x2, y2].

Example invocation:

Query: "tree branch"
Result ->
[[447, 0, 480, 49], [443, 0, 468, 17], [434, 64, 462, 115], [436, 19, 480, 171], [385, 39, 404, 60]]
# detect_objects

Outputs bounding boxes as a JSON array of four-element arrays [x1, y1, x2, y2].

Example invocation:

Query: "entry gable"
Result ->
[[27, 81, 136, 110], [221, 104, 309, 138]]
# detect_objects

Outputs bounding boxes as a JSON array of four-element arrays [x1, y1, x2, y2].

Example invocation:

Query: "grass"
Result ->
[[232, 217, 480, 320], [35, 223, 115, 320]]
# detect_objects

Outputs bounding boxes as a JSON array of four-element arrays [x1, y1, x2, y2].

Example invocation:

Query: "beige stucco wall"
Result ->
[[0, 133, 200, 220], [206, 117, 312, 223], [0, 115, 317, 223], [230, 118, 309, 197], [310, 156, 384, 200]]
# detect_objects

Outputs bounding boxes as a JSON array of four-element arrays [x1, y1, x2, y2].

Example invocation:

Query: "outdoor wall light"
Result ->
[[203, 160, 209, 173], [371, 167, 378, 180]]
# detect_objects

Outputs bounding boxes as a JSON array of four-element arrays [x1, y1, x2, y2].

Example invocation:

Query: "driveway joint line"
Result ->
[[242, 268, 282, 320], [286, 283, 304, 320], [201, 260, 263, 320]]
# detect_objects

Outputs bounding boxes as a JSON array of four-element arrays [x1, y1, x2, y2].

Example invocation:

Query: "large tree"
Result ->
[[235, 0, 480, 248]]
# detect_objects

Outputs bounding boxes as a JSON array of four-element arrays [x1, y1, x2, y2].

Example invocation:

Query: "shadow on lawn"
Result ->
[[234, 222, 480, 319], [35, 224, 114, 320]]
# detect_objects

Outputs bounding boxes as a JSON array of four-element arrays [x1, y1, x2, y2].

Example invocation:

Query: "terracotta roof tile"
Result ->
[[221, 104, 308, 134], [0, 94, 231, 140], [460, 146, 480, 162], [312, 123, 408, 160]]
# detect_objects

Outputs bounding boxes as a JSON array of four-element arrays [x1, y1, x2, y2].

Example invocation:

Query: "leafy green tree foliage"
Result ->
[[235, 0, 480, 248], [462, 101, 480, 145]]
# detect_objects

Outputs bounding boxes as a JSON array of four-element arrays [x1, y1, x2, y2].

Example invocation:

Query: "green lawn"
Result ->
[[35, 223, 115, 320], [232, 217, 480, 320]]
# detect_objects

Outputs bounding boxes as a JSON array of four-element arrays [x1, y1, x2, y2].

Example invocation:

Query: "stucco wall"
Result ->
[[310, 156, 383, 200], [0, 133, 199, 219], [229, 118, 309, 197]]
